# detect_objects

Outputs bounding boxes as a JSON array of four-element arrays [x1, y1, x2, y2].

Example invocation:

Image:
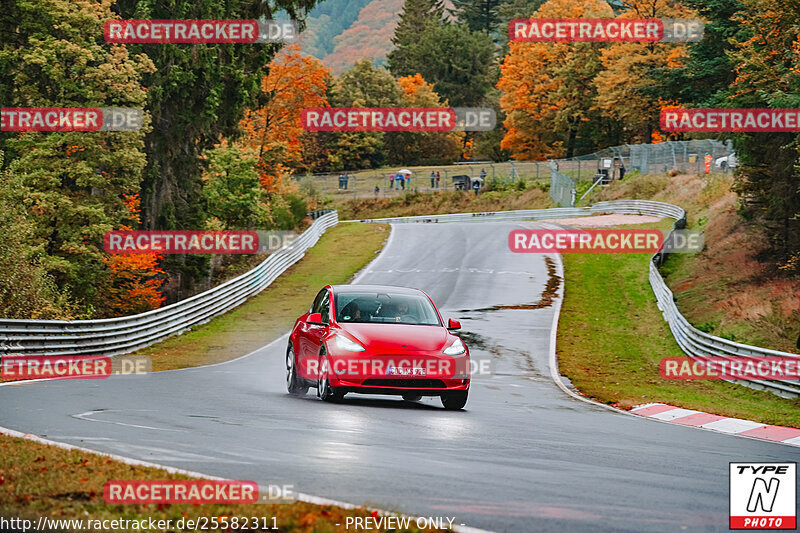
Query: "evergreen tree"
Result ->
[[451, 0, 503, 35], [387, 0, 445, 76]]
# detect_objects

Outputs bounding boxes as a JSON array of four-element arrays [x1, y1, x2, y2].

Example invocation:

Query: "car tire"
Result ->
[[317, 354, 344, 402], [440, 390, 468, 410], [286, 344, 308, 396], [402, 393, 422, 402]]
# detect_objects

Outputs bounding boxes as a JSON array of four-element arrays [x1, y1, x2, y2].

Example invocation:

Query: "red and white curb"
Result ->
[[631, 403, 800, 447]]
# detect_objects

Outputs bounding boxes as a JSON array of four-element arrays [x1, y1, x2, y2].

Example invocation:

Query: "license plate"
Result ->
[[387, 366, 426, 376]]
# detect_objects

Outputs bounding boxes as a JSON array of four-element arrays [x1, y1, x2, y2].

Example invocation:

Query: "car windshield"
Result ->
[[335, 291, 441, 326]]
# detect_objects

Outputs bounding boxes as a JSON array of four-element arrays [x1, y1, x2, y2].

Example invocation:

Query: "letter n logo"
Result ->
[[747, 478, 780, 512]]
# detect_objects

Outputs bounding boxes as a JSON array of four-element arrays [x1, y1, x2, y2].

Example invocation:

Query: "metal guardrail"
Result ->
[[353, 200, 800, 399], [0, 211, 339, 357]]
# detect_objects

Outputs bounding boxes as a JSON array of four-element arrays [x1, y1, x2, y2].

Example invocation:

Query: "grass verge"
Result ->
[[0, 432, 445, 533], [134, 222, 389, 372], [557, 229, 800, 428], [594, 171, 800, 353], [328, 184, 552, 221]]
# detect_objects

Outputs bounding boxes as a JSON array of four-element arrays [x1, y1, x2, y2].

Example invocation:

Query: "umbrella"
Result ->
[[397, 169, 412, 175]]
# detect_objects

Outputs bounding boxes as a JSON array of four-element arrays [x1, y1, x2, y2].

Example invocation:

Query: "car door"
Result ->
[[297, 288, 330, 377]]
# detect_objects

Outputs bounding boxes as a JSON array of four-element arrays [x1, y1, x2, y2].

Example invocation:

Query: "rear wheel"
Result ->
[[286, 345, 308, 396], [441, 390, 468, 410]]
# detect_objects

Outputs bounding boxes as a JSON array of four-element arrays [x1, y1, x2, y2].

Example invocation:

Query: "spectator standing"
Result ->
[[435, 171, 440, 188], [389, 174, 394, 190], [400, 174, 405, 190], [338, 174, 344, 189], [430, 171, 435, 188], [343, 173, 349, 190], [473, 179, 480, 196], [480, 168, 487, 180]]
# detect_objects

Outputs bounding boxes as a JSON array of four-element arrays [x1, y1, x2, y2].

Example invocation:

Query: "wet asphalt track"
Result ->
[[1, 222, 799, 532]]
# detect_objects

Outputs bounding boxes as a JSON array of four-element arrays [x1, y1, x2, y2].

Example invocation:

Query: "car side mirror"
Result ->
[[308, 313, 324, 324], [447, 318, 461, 331]]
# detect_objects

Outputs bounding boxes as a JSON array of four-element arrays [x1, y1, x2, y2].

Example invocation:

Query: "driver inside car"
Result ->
[[388, 301, 413, 322], [340, 301, 362, 322]]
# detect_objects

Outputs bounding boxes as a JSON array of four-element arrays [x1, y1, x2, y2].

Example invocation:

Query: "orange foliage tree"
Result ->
[[385, 73, 462, 163], [100, 194, 165, 316], [497, 0, 615, 160], [240, 45, 331, 194], [593, 0, 697, 142]]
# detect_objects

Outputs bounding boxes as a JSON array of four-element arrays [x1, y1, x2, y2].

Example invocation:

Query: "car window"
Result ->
[[318, 291, 330, 324], [335, 291, 441, 326], [311, 288, 327, 314]]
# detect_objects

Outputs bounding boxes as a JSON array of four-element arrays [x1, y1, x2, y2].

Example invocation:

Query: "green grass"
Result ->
[[134, 222, 389, 371], [594, 171, 800, 353], [558, 238, 800, 428], [330, 184, 553, 221]]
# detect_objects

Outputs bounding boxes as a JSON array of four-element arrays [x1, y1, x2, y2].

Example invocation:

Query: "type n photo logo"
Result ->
[[730, 463, 796, 529]]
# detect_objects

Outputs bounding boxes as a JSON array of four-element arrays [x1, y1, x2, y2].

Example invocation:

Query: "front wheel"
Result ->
[[441, 390, 468, 410], [286, 345, 308, 396], [317, 356, 344, 402]]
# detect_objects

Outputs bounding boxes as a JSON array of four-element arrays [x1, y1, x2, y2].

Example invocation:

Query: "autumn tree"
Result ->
[[0, 0, 153, 314], [240, 45, 331, 194], [98, 194, 165, 317], [498, 0, 615, 159], [384, 74, 462, 164], [593, 0, 697, 142]]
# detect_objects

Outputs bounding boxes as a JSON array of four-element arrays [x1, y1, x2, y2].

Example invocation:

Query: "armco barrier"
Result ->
[[352, 200, 800, 398], [0, 211, 338, 357]]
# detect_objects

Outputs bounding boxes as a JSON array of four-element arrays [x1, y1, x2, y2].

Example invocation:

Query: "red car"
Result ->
[[286, 285, 470, 410]]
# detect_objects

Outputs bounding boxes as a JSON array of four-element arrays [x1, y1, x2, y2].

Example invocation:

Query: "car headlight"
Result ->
[[443, 337, 465, 355], [334, 334, 365, 352]]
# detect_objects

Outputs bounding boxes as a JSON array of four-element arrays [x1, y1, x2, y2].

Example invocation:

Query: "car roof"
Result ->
[[330, 285, 426, 296]]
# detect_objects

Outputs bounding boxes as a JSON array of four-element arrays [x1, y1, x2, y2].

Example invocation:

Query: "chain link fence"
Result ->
[[549, 139, 736, 207], [292, 161, 553, 200], [293, 140, 734, 203]]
